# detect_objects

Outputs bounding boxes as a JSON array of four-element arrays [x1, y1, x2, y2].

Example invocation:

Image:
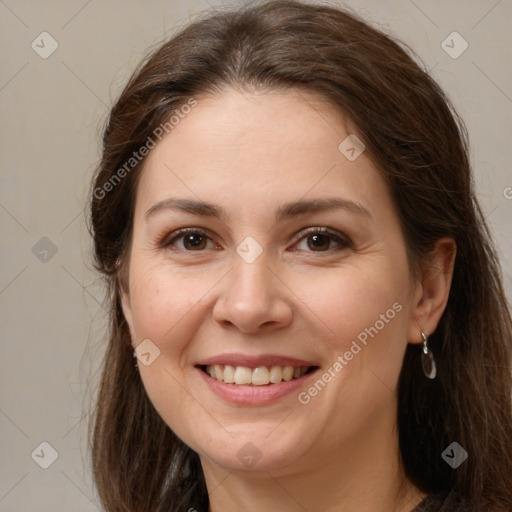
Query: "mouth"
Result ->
[[198, 364, 318, 385], [194, 354, 320, 404]]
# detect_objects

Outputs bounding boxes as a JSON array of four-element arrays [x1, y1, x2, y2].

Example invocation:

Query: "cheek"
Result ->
[[298, 262, 409, 345], [303, 261, 412, 407], [127, 263, 208, 427], [130, 275, 188, 345], [295, 267, 410, 428], [127, 257, 220, 356]]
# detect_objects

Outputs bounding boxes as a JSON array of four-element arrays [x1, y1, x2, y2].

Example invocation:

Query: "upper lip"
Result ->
[[196, 353, 317, 368]]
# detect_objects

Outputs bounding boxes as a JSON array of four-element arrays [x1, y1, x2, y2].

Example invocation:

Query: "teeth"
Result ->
[[282, 366, 294, 381], [205, 364, 311, 385], [269, 365, 282, 383], [223, 364, 235, 383], [234, 366, 252, 385], [214, 364, 224, 381], [252, 366, 270, 385]]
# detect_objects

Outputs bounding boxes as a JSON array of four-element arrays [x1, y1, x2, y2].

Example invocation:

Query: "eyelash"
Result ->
[[160, 226, 352, 253]]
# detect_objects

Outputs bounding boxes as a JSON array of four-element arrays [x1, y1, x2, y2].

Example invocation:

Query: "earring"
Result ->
[[421, 331, 436, 379], [133, 349, 138, 369]]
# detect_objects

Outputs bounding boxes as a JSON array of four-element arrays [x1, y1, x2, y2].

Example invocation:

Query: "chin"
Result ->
[[195, 428, 306, 473]]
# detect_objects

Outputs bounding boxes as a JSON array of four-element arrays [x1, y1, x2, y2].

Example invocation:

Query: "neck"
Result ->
[[201, 411, 426, 512]]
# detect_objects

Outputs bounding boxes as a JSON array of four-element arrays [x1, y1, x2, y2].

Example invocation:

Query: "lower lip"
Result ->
[[196, 367, 318, 405]]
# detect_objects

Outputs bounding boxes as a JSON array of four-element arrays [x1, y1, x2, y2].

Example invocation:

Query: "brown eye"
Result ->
[[293, 227, 351, 253], [162, 229, 216, 252], [306, 234, 331, 251], [181, 233, 207, 250]]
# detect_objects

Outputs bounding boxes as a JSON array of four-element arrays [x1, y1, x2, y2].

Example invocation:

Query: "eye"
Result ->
[[292, 227, 351, 252], [161, 228, 218, 251], [161, 226, 351, 253]]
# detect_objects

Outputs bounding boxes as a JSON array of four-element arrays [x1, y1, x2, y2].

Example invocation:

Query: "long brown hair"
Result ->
[[87, 1, 512, 510]]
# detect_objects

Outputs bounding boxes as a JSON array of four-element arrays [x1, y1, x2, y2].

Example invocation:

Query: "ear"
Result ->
[[407, 237, 457, 344], [120, 284, 136, 349]]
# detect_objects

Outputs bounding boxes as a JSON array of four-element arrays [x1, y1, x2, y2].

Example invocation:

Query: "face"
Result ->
[[122, 88, 421, 477]]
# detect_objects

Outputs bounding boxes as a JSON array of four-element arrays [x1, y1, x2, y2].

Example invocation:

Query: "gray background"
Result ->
[[0, 0, 510, 510]]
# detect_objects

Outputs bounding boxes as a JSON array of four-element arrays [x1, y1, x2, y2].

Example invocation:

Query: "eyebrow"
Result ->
[[144, 197, 372, 222]]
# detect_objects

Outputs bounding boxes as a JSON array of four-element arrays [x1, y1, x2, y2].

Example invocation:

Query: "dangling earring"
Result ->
[[133, 349, 138, 369], [421, 331, 436, 379]]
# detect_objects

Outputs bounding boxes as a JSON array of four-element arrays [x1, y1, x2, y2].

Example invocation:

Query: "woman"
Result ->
[[88, 1, 512, 511]]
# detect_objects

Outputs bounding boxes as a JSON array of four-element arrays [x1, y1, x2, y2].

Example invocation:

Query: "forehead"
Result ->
[[135, 88, 390, 220]]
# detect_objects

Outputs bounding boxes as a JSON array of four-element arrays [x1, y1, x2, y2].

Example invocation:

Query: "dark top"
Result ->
[[411, 488, 502, 512], [411, 489, 464, 511]]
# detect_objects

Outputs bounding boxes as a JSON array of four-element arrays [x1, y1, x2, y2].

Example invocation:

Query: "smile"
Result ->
[[201, 364, 314, 385]]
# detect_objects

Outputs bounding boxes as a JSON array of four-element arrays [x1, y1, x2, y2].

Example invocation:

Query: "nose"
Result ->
[[212, 253, 293, 334]]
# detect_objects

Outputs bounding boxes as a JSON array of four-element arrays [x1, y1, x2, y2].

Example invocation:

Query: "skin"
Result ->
[[121, 88, 456, 512]]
